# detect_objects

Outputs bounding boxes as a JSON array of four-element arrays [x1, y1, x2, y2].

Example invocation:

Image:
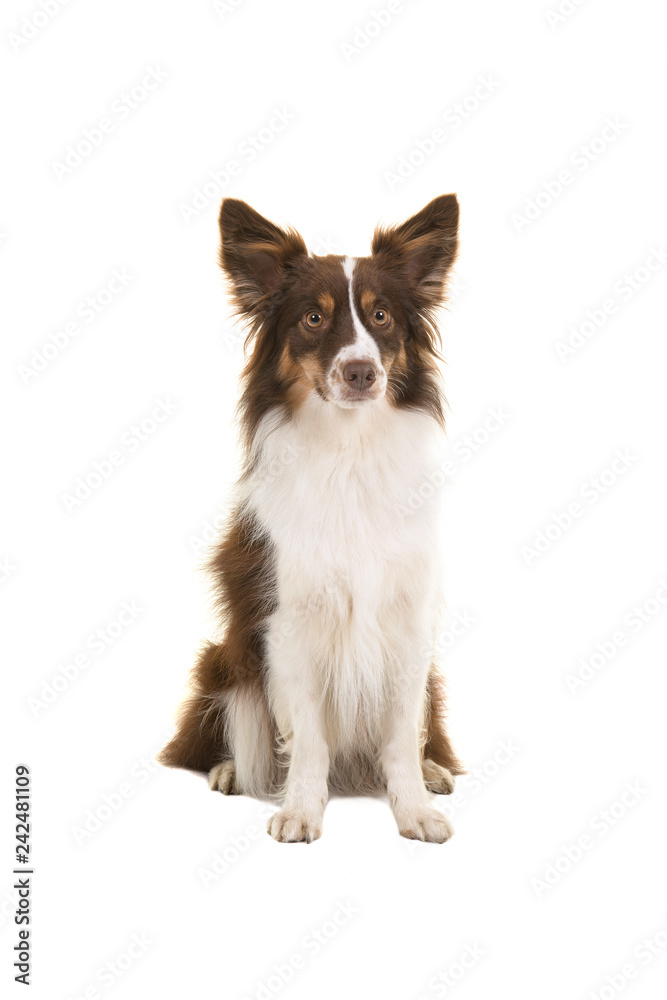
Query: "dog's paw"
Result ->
[[422, 759, 456, 795], [267, 809, 322, 843], [208, 760, 238, 794], [398, 807, 454, 843]]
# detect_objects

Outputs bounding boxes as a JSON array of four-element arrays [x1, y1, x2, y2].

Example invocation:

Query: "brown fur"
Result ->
[[219, 196, 458, 454], [158, 506, 276, 773], [424, 666, 466, 775], [159, 196, 464, 786]]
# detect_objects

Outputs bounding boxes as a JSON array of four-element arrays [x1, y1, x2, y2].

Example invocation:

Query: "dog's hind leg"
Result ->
[[423, 664, 465, 777], [209, 759, 238, 794], [422, 758, 455, 794], [220, 680, 277, 799], [157, 639, 274, 792], [157, 642, 233, 774]]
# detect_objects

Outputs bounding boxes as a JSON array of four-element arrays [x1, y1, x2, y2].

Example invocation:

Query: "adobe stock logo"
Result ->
[[18, 269, 134, 384], [240, 901, 358, 1000], [511, 118, 627, 234], [530, 781, 648, 897], [70, 755, 161, 846], [27, 601, 144, 716], [1, 557, 17, 586], [555, 246, 667, 361], [339, 0, 419, 63], [212, 0, 249, 14], [416, 943, 486, 999], [384, 76, 500, 191], [545, 0, 591, 29], [63, 933, 153, 998], [521, 449, 637, 566], [396, 406, 510, 517], [198, 805, 275, 887], [7, 0, 71, 53], [60, 397, 179, 513], [51, 68, 168, 180], [178, 108, 296, 223], [564, 578, 667, 694], [441, 741, 520, 820], [585, 916, 667, 1000]]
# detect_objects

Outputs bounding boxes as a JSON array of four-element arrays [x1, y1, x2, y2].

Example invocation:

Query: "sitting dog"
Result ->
[[159, 195, 464, 842]]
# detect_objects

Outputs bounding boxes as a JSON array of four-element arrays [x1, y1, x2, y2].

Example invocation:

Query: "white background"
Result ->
[[2, 1, 667, 998]]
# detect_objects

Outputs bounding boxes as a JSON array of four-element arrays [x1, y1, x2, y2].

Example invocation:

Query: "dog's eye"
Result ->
[[305, 311, 323, 329], [373, 308, 389, 326]]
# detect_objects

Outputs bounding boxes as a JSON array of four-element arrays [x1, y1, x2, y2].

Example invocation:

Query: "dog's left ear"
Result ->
[[372, 194, 459, 303]]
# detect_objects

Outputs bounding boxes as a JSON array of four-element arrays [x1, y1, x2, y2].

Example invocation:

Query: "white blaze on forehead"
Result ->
[[340, 256, 383, 367]]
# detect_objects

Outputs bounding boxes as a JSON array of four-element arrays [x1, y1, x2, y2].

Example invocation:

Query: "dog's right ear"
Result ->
[[219, 199, 307, 319]]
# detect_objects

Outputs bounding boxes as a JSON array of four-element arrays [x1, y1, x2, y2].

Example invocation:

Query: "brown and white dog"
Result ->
[[159, 195, 464, 842]]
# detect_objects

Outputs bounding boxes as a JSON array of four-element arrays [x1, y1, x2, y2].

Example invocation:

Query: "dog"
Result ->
[[159, 194, 464, 842]]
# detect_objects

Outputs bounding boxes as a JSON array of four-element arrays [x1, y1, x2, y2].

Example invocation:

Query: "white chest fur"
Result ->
[[241, 396, 445, 750]]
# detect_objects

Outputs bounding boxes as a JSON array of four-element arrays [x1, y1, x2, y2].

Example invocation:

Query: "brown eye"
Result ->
[[373, 308, 389, 326], [305, 311, 323, 329]]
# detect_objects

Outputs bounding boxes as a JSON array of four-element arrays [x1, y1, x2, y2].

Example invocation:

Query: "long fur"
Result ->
[[159, 195, 464, 840]]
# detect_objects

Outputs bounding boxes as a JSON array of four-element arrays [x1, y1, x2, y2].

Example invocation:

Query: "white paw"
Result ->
[[398, 807, 454, 843], [267, 808, 322, 843], [208, 760, 237, 794], [422, 759, 456, 795]]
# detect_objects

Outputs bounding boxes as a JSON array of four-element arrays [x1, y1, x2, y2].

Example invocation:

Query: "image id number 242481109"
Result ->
[[14, 764, 32, 985]]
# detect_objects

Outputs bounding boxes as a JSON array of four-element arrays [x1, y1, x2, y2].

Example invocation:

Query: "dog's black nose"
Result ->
[[343, 361, 377, 389]]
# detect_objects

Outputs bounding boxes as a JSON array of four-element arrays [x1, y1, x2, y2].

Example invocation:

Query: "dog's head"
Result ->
[[218, 196, 459, 435]]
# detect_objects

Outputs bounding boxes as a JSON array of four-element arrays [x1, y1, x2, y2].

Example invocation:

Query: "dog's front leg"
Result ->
[[381, 658, 454, 844], [266, 614, 329, 843]]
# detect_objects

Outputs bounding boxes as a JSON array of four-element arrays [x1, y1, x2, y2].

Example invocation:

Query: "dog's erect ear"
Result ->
[[219, 199, 307, 317], [371, 194, 459, 303]]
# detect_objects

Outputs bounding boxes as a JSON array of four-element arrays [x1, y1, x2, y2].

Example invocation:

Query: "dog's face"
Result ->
[[219, 195, 459, 419]]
